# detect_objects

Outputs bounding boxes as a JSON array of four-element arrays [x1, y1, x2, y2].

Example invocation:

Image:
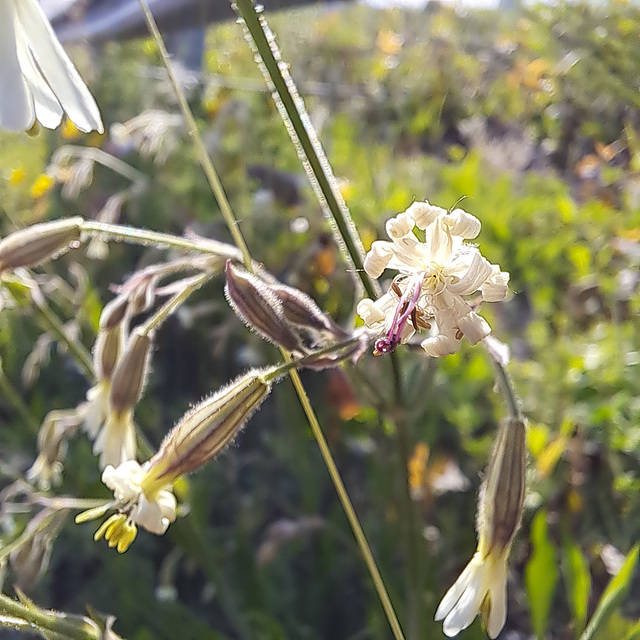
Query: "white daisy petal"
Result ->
[[12, 0, 103, 133], [0, 2, 34, 131]]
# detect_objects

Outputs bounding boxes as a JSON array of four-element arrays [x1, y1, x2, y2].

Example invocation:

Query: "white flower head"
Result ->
[[102, 460, 177, 536], [86, 460, 177, 553], [358, 201, 509, 357], [0, 0, 103, 133]]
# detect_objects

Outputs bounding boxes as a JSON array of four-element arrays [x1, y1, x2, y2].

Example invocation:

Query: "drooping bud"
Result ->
[[109, 329, 152, 417], [99, 294, 129, 331], [477, 416, 526, 556], [141, 369, 274, 493], [224, 261, 304, 352], [93, 326, 122, 382], [270, 282, 348, 340], [0, 217, 84, 272]]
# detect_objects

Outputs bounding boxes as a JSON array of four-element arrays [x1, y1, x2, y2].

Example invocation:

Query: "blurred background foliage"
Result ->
[[1, 1, 640, 639]]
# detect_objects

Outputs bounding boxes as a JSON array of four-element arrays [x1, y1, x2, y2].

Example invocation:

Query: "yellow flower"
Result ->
[[30, 174, 55, 198]]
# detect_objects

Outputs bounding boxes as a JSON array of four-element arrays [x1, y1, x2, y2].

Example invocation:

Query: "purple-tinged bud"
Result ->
[[109, 329, 152, 416], [142, 369, 273, 492], [224, 261, 304, 353], [99, 295, 129, 331], [94, 326, 121, 381], [0, 217, 84, 272]]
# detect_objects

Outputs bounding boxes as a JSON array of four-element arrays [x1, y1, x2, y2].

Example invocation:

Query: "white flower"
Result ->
[[92, 410, 136, 470], [0, 0, 103, 133], [435, 417, 526, 638], [358, 201, 509, 357], [435, 550, 508, 639], [102, 460, 177, 536]]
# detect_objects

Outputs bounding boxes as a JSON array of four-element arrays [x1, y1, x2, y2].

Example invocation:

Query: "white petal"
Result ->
[[14, 0, 103, 133], [447, 252, 494, 296], [0, 2, 35, 131], [356, 298, 385, 328], [458, 312, 491, 345], [421, 333, 460, 357], [94, 412, 137, 469], [133, 496, 168, 535], [385, 211, 414, 239], [156, 489, 178, 522], [435, 554, 481, 621], [101, 460, 143, 501], [482, 270, 510, 302], [83, 382, 110, 438], [15, 32, 63, 129], [443, 561, 491, 637], [406, 201, 445, 230], [446, 209, 481, 239], [483, 335, 510, 367], [487, 561, 508, 639], [364, 241, 393, 278]]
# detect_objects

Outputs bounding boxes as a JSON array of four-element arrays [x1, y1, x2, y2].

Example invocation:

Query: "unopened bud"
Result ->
[[94, 326, 121, 381], [0, 217, 84, 272], [477, 416, 526, 555], [271, 282, 348, 339], [142, 369, 273, 491], [99, 295, 129, 330], [224, 261, 303, 352], [109, 329, 152, 416]]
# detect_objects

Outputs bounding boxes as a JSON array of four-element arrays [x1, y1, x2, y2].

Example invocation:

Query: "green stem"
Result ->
[[81, 220, 242, 259], [139, 272, 212, 335], [231, 0, 380, 300], [136, 0, 254, 271], [492, 358, 521, 419], [286, 362, 406, 640], [0, 594, 99, 640], [138, 5, 405, 639], [0, 368, 40, 434], [33, 302, 94, 380]]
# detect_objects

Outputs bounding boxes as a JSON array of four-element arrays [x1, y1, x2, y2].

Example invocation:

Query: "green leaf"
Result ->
[[624, 618, 640, 640], [563, 536, 591, 635], [580, 545, 639, 640], [525, 510, 559, 639]]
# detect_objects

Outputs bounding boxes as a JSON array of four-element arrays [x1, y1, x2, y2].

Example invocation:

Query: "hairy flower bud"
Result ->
[[0, 217, 83, 272], [99, 294, 129, 331], [142, 369, 273, 493], [94, 326, 121, 381], [109, 329, 152, 416], [478, 416, 526, 555], [224, 261, 304, 352]]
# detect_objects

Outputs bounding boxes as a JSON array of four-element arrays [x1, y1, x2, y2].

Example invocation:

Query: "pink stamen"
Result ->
[[374, 274, 424, 354]]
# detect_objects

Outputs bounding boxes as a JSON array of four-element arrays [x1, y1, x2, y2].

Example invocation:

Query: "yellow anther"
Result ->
[[94, 513, 125, 542]]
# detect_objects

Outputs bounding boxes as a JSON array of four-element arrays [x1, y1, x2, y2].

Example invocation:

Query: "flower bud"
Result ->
[[224, 261, 304, 352], [142, 369, 273, 491], [478, 416, 526, 555], [0, 217, 84, 272], [99, 295, 129, 331], [271, 282, 348, 339], [109, 329, 152, 416], [93, 326, 121, 381]]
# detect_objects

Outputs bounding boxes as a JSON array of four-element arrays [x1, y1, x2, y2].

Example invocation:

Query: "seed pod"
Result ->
[[477, 416, 526, 555], [143, 369, 273, 490], [109, 329, 152, 416], [0, 217, 84, 272], [224, 261, 303, 352]]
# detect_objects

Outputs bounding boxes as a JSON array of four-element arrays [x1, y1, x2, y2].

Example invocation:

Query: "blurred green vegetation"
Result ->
[[1, 1, 640, 639]]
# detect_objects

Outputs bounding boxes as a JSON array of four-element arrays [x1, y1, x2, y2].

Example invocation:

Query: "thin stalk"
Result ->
[[81, 220, 242, 259], [0, 368, 40, 434], [492, 358, 521, 420], [286, 361, 406, 640], [0, 594, 98, 640], [138, 5, 404, 639], [33, 302, 94, 379], [139, 272, 212, 335], [136, 0, 253, 271], [232, 0, 379, 300]]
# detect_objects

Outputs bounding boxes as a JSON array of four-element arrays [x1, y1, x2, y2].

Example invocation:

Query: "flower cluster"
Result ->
[[357, 201, 509, 357]]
